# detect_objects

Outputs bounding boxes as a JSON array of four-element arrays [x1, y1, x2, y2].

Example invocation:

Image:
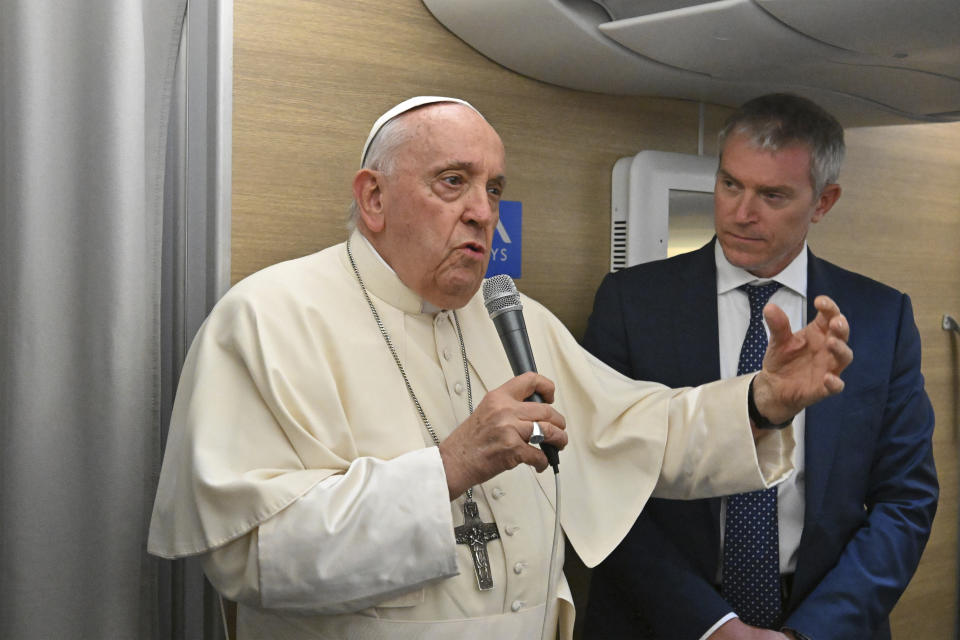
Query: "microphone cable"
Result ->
[[540, 470, 561, 640], [482, 274, 562, 637]]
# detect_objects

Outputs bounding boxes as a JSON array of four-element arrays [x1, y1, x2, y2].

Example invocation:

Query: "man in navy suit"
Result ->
[[581, 94, 938, 640]]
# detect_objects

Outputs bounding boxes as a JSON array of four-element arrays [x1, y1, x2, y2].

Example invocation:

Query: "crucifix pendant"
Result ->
[[454, 497, 500, 590]]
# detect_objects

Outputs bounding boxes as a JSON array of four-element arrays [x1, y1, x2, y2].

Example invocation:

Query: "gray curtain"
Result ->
[[160, 0, 233, 637], [0, 1, 212, 637]]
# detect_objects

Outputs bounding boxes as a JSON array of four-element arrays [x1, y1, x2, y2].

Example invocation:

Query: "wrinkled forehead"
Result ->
[[394, 104, 506, 178]]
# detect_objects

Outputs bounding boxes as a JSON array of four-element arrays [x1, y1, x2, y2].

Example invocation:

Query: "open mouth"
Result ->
[[460, 241, 486, 258]]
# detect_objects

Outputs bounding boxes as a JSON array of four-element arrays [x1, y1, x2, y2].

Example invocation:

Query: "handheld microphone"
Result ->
[[482, 275, 560, 472]]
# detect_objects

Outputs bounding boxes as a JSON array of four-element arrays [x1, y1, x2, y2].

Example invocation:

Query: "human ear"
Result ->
[[812, 183, 842, 223], [353, 169, 385, 232]]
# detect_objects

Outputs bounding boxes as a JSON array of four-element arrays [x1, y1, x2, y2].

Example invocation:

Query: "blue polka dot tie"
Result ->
[[722, 281, 783, 629]]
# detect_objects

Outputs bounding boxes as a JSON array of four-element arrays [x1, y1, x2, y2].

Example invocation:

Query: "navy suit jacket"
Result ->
[[581, 240, 938, 640]]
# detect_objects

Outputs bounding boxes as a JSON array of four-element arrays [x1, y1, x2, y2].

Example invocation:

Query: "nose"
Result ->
[[733, 192, 758, 223], [462, 184, 497, 227]]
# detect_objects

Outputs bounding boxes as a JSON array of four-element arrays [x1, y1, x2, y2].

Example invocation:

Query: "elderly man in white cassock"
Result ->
[[148, 97, 853, 639]]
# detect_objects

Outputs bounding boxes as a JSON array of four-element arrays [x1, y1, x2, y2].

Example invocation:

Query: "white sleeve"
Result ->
[[203, 447, 459, 614], [699, 613, 738, 640]]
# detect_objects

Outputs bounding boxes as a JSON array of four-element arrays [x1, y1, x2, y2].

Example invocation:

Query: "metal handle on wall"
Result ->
[[943, 314, 960, 334], [943, 314, 960, 640]]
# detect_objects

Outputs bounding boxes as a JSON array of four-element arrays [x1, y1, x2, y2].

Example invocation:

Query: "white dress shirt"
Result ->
[[701, 241, 808, 639]]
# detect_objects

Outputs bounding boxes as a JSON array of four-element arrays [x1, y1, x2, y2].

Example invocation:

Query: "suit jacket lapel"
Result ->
[[673, 242, 724, 527], [802, 249, 843, 528], [675, 240, 722, 385]]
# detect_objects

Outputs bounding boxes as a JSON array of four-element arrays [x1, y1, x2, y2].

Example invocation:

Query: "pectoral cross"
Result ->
[[454, 498, 500, 590]]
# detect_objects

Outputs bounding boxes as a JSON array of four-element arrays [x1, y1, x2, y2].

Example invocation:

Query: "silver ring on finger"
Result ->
[[529, 421, 544, 445]]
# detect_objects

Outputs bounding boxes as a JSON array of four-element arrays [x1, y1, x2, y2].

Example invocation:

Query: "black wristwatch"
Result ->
[[748, 376, 793, 429]]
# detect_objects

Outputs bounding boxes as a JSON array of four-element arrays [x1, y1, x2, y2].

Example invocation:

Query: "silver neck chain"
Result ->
[[346, 239, 476, 499]]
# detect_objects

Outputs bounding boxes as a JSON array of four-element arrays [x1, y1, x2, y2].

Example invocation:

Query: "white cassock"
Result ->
[[148, 230, 795, 639]]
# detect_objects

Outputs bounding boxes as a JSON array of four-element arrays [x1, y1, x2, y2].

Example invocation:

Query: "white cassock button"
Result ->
[[442, 348, 451, 361], [513, 562, 525, 575], [505, 526, 519, 536], [454, 382, 464, 395], [491, 488, 505, 499], [511, 600, 524, 612]]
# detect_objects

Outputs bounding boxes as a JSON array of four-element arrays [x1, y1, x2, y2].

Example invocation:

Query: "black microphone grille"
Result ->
[[482, 274, 522, 319]]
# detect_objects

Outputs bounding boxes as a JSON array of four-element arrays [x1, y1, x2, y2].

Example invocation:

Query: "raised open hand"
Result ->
[[752, 295, 852, 426]]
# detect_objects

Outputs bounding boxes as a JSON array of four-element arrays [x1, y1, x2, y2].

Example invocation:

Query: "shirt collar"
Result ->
[[350, 231, 443, 314], [714, 239, 808, 297]]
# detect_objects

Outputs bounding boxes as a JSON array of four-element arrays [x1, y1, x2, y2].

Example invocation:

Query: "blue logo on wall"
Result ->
[[485, 200, 521, 278]]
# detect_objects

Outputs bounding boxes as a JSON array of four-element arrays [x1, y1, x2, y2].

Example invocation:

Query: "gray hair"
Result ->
[[347, 115, 414, 230], [718, 93, 845, 196]]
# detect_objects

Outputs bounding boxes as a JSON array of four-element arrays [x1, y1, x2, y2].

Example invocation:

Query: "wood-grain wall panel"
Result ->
[[232, 0, 726, 337]]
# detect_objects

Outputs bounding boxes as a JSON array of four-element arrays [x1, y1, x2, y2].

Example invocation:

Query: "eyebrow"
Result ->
[[716, 168, 740, 186], [440, 161, 506, 188], [717, 168, 794, 195]]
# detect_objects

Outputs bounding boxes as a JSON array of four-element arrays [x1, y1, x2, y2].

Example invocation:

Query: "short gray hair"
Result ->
[[347, 115, 415, 230], [718, 93, 845, 196]]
